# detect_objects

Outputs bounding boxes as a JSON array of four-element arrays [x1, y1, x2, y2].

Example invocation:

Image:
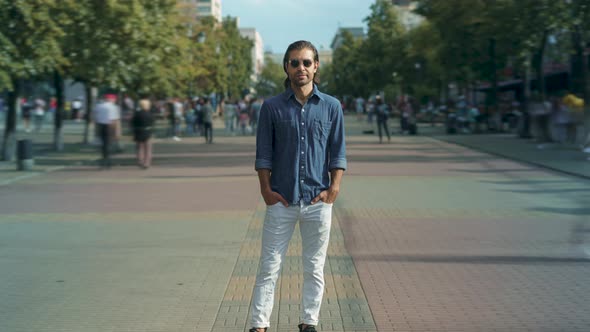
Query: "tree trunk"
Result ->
[[489, 38, 498, 109], [582, 38, 590, 149], [533, 30, 548, 100], [1, 78, 20, 161], [572, 27, 590, 148], [520, 54, 532, 138], [53, 71, 65, 151], [83, 84, 95, 144]]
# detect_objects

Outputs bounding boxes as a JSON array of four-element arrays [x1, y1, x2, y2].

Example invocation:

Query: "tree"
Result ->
[[362, 0, 406, 92], [255, 55, 284, 97], [57, 0, 188, 144], [403, 22, 443, 103], [330, 30, 368, 98], [219, 17, 253, 100], [0, 0, 65, 160], [564, 0, 590, 141]]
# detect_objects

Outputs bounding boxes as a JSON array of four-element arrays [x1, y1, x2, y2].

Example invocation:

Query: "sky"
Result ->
[[223, 0, 373, 54]]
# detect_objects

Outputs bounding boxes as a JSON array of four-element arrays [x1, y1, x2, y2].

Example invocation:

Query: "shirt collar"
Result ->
[[283, 84, 325, 102]]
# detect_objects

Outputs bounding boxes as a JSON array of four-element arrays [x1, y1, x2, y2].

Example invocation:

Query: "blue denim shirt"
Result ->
[[255, 85, 347, 204]]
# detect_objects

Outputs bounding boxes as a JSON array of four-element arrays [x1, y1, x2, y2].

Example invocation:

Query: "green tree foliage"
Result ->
[[0, 0, 66, 160], [190, 16, 227, 97], [58, 0, 184, 96], [0, 0, 65, 89], [255, 55, 284, 97], [362, 0, 406, 92], [402, 22, 443, 102], [219, 17, 253, 100], [330, 31, 368, 98]]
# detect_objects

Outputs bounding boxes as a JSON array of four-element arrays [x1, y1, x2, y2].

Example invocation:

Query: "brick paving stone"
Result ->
[[337, 135, 590, 332], [2, 119, 589, 331]]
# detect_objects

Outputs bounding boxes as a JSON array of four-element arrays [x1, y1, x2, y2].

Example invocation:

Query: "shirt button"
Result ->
[[300, 180, 304, 183], [302, 109, 305, 112], [301, 151, 304, 154], [301, 166, 304, 169], [301, 122, 304, 125], [301, 137, 304, 140]]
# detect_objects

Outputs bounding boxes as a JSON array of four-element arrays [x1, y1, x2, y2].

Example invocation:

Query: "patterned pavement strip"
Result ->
[[213, 200, 378, 332]]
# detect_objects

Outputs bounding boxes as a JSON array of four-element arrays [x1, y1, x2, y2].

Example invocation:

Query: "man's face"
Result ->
[[285, 48, 318, 88]]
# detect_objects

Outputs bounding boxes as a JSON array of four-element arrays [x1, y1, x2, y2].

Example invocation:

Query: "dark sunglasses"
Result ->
[[289, 59, 313, 68]]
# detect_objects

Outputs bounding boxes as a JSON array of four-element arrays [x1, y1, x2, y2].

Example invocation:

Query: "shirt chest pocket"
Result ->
[[313, 120, 332, 144]]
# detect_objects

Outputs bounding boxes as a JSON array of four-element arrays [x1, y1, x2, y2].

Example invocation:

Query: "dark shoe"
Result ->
[[249, 328, 267, 332], [298, 324, 317, 332]]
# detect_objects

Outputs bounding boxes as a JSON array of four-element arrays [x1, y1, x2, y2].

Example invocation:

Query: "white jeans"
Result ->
[[250, 201, 333, 328]]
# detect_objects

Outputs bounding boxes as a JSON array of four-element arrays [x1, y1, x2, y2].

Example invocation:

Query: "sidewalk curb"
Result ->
[[0, 165, 66, 186], [432, 136, 590, 181]]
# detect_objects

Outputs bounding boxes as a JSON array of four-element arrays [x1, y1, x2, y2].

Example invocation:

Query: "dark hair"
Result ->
[[283, 40, 320, 89]]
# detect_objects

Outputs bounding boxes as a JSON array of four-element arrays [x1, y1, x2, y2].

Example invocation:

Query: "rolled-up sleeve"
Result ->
[[255, 102, 273, 170], [328, 105, 347, 170]]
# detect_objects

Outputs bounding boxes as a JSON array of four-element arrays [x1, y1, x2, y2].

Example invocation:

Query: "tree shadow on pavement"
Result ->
[[448, 168, 537, 173], [480, 179, 573, 185], [353, 253, 590, 264], [348, 155, 496, 164], [497, 188, 590, 194], [528, 207, 590, 216]]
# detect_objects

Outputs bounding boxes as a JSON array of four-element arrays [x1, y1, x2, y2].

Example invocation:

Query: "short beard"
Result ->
[[291, 75, 313, 88]]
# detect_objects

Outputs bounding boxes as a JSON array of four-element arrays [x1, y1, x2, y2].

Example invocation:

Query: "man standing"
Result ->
[[93, 94, 119, 168], [249, 40, 347, 332], [375, 95, 391, 143], [201, 97, 214, 144]]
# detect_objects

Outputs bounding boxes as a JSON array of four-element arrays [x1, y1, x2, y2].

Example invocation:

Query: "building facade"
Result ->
[[391, 0, 423, 30], [330, 27, 365, 50], [239, 28, 265, 80], [181, 0, 222, 23]]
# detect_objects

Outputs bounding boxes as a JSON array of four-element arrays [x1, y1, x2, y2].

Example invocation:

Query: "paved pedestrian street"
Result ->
[[1, 125, 589, 332]]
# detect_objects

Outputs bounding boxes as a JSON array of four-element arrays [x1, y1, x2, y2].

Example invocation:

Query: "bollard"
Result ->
[[17, 139, 34, 171]]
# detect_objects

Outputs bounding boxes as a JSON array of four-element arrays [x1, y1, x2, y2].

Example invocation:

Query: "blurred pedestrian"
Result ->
[[529, 93, 552, 148], [250, 97, 263, 135], [397, 95, 413, 134], [21, 98, 32, 133], [184, 100, 196, 136], [112, 97, 124, 152], [166, 98, 183, 141], [173, 98, 183, 141], [366, 99, 374, 125], [202, 97, 214, 144], [71, 97, 83, 121], [249, 40, 347, 332], [355, 96, 365, 121], [239, 103, 250, 135], [223, 98, 237, 135], [375, 95, 390, 143], [131, 99, 154, 169], [194, 98, 204, 136], [93, 94, 119, 168], [32, 98, 46, 133], [551, 95, 570, 144]]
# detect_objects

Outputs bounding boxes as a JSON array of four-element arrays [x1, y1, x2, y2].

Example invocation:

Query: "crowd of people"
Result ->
[[346, 92, 589, 155], [3, 89, 589, 168], [91, 94, 265, 169], [156, 95, 263, 142], [0, 93, 266, 169]]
